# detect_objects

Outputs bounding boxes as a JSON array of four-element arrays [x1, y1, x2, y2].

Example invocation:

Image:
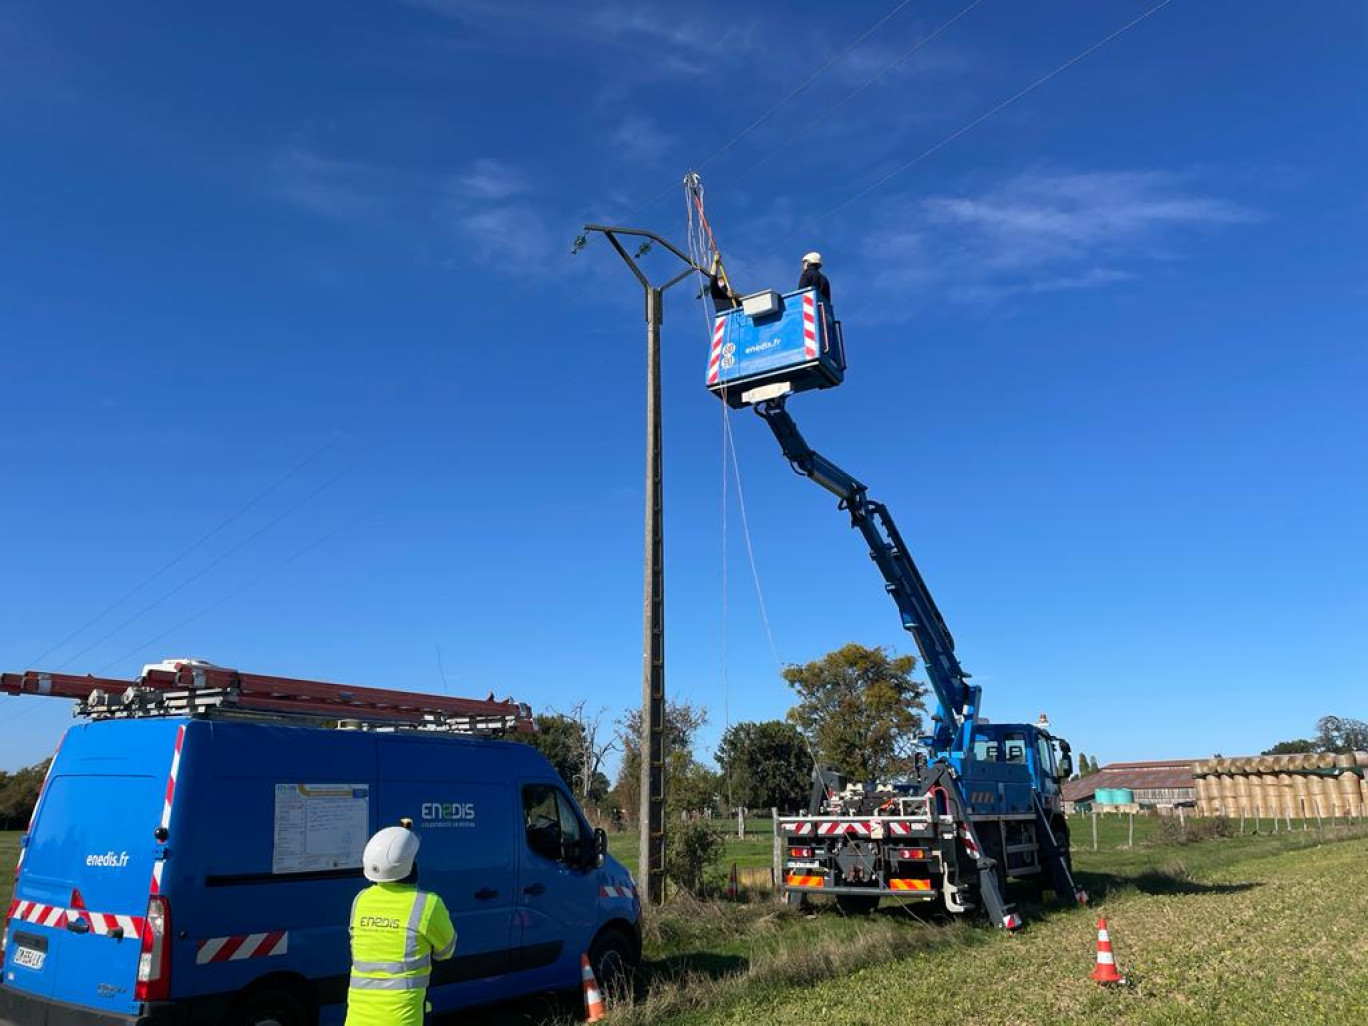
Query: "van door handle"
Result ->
[[474, 888, 499, 901], [66, 918, 90, 934], [523, 883, 546, 896]]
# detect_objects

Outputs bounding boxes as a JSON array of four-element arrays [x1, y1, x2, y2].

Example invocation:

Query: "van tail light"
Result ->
[[896, 848, 927, 860], [1, 916, 9, 969], [134, 896, 171, 1003], [789, 847, 814, 859]]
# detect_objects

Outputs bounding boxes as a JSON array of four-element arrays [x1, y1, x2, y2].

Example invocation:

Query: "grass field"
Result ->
[[625, 821, 1368, 1026], [7, 821, 1366, 1025]]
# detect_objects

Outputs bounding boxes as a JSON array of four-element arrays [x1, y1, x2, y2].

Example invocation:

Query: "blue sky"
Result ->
[[2, 1, 1365, 773]]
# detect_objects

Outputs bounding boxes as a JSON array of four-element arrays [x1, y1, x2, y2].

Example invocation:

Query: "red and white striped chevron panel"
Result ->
[[802, 293, 818, 359], [707, 316, 726, 385], [598, 881, 636, 900], [8, 899, 67, 929], [6, 900, 142, 937], [196, 931, 289, 965], [150, 725, 186, 896]]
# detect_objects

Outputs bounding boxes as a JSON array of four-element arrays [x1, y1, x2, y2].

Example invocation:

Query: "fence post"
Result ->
[[1091, 808, 1098, 851], [737, 807, 744, 839], [771, 807, 782, 904], [1127, 811, 1134, 848], [1178, 804, 1186, 833]]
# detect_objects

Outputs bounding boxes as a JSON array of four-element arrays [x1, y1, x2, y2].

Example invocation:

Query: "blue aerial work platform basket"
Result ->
[[706, 286, 846, 408]]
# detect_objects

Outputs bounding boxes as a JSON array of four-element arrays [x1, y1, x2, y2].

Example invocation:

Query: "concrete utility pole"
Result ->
[[582, 224, 703, 907]]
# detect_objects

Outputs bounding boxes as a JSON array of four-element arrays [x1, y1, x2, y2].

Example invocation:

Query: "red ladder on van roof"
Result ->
[[0, 659, 534, 736]]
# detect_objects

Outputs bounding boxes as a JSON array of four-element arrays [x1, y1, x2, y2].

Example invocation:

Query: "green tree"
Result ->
[[715, 720, 812, 812], [613, 701, 710, 822], [518, 713, 584, 791], [783, 643, 925, 782], [1262, 738, 1316, 756], [1262, 715, 1368, 756], [515, 703, 618, 805], [0, 760, 49, 830], [1315, 716, 1368, 754]]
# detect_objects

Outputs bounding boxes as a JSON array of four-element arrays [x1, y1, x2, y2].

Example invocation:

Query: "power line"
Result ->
[[815, 0, 1176, 224], [613, 0, 920, 224], [731, 0, 986, 189], [53, 438, 391, 672], [94, 505, 377, 675], [25, 433, 344, 667]]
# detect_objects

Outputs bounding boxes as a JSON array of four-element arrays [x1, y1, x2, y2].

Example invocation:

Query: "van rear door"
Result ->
[[7, 722, 177, 1017]]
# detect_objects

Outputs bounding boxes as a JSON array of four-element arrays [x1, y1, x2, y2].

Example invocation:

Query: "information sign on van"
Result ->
[[273, 783, 369, 874]]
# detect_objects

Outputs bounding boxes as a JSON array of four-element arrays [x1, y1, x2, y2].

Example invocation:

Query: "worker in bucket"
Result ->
[[798, 251, 831, 304], [708, 252, 738, 312], [346, 819, 456, 1026]]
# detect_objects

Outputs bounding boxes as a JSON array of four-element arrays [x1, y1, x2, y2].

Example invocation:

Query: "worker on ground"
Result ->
[[798, 251, 831, 305], [346, 820, 456, 1026]]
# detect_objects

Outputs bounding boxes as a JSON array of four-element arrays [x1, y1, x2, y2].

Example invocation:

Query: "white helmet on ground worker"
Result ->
[[802, 251, 823, 267], [362, 823, 421, 882]]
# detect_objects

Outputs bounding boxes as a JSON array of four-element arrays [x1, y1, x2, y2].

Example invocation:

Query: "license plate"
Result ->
[[13, 946, 46, 970]]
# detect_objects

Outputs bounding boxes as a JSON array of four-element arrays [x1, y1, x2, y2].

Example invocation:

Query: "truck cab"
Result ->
[[956, 722, 1072, 818]]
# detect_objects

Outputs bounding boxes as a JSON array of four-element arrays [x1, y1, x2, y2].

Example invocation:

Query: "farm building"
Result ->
[[1062, 759, 1198, 812]]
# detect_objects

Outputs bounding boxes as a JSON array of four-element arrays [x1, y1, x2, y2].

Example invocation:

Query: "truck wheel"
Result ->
[[225, 986, 311, 1026], [589, 929, 636, 1003], [835, 894, 879, 915]]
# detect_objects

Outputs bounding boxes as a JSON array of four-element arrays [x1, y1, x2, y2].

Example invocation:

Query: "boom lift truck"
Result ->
[[706, 286, 1085, 928]]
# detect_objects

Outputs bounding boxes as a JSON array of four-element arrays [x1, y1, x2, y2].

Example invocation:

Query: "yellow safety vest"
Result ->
[[345, 883, 457, 1026]]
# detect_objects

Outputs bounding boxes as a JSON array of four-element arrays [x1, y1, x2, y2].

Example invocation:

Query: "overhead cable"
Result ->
[[26, 433, 343, 667], [732, 0, 986, 189], [815, 0, 1175, 223], [615, 0, 919, 223]]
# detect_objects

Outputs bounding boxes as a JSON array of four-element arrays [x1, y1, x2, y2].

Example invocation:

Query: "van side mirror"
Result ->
[[579, 828, 606, 870], [1058, 753, 1073, 778]]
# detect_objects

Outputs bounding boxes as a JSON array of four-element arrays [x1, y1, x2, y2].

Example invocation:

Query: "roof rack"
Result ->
[[0, 659, 534, 737]]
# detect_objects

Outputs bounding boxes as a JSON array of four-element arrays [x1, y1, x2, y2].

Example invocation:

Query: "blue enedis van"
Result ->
[[1, 717, 640, 1025]]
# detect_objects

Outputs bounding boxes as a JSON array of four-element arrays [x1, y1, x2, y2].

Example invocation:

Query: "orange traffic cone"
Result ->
[[726, 862, 739, 901], [1091, 917, 1125, 984], [580, 953, 606, 1022]]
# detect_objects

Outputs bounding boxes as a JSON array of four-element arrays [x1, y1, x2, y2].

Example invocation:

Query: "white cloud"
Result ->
[[442, 158, 566, 275], [455, 158, 531, 201], [859, 168, 1258, 310], [608, 114, 675, 165], [265, 144, 412, 226]]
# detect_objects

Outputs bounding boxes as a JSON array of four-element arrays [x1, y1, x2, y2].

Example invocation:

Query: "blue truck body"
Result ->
[[706, 287, 845, 407], [2, 717, 639, 1025]]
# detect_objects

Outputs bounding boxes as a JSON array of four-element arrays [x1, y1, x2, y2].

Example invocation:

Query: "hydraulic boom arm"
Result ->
[[756, 397, 980, 758]]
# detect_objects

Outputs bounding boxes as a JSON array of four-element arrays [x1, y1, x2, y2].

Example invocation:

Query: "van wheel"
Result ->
[[589, 929, 635, 1003], [226, 987, 311, 1026]]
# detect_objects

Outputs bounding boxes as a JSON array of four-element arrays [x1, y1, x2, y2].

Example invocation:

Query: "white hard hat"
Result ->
[[802, 251, 823, 266], [363, 825, 421, 883]]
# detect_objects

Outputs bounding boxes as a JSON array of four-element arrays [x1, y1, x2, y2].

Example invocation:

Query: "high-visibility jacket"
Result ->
[[345, 882, 457, 1026]]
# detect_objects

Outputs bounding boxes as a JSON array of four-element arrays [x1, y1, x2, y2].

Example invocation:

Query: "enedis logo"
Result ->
[[85, 851, 130, 868], [358, 916, 401, 929], [421, 802, 477, 828]]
